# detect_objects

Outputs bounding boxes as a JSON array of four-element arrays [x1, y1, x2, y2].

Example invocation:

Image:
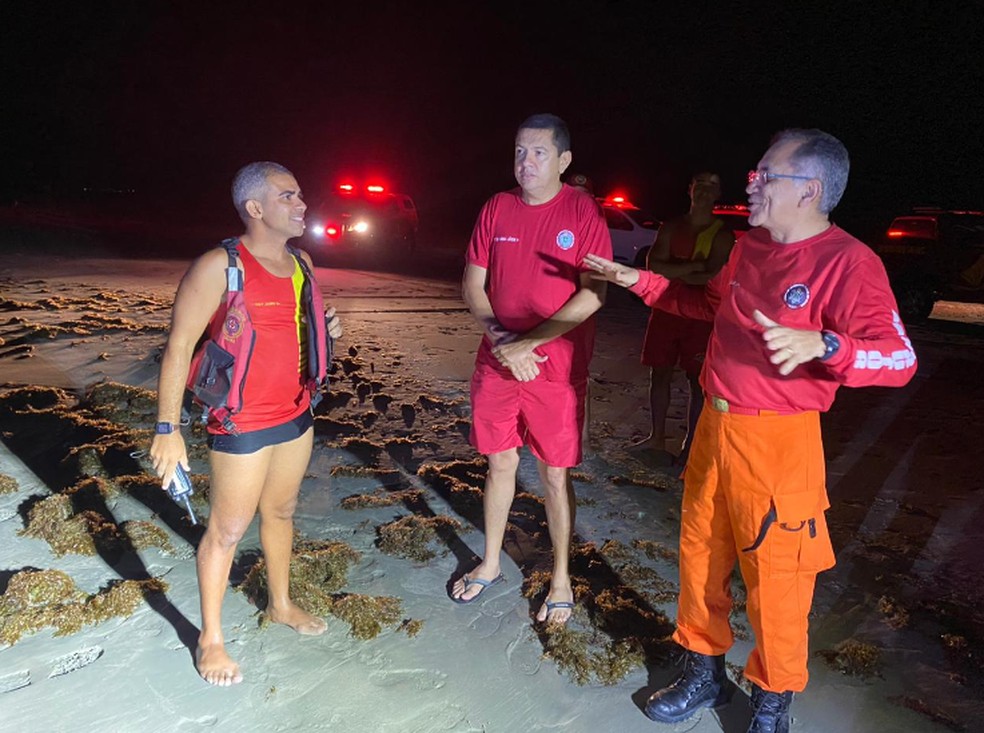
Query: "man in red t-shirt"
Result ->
[[586, 130, 916, 732], [635, 172, 734, 466], [451, 114, 612, 625]]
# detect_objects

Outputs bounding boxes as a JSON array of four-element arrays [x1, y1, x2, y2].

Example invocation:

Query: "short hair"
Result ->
[[516, 113, 571, 154], [771, 129, 850, 214], [231, 161, 294, 222]]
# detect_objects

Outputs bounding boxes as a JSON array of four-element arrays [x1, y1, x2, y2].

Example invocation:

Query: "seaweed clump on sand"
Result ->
[[610, 472, 677, 492], [632, 538, 679, 564], [238, 539, 361, 616], [399, 618, 424, 638], [340, 487, 423, 510], [19, 494, 116, 556], [0, 569, 167, 646], [817, 638, 882, 679], [120, 520, 176, 554], [0, 472, 18, 494], [325, 594, 403, 640], [877, 595, 911, 629], [541, 625, 646, 686], [83, 382, 158, 428], [600, 539, 678, 606], [376, 514, 463, 562]]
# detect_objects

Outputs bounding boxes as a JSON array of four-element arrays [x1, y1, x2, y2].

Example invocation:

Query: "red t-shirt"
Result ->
[[630, 224, 918, 412], [466, 185, 613, 382], [210, 246, 310, 434]]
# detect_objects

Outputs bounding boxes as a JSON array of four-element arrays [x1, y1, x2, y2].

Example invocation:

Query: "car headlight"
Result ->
[[352, 220, 369, 234], [312, 224, 325, 236]]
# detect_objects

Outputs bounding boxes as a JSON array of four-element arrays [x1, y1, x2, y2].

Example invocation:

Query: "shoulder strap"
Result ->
[[220, 237, 243, 292]]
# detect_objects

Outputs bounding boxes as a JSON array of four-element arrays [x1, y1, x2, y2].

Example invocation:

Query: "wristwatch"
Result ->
[[819, 331, 841, 362], [155, 421, 176, 434]]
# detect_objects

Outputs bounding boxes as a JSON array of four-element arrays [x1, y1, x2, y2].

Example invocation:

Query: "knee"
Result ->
[[203, 521, 248, 550], [541, 469, 570, 499], [261, 497, 298, 522], [487, 450, 520, 476]]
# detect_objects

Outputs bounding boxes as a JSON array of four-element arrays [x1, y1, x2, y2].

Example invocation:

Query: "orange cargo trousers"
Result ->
[[673, 405, 836, 693]]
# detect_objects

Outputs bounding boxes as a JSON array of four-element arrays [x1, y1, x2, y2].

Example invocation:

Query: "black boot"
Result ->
[[747, 684, 793, 733], [644, 650, 731, 723]]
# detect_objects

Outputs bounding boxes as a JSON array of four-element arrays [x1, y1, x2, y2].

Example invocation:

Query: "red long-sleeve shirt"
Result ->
[[629, 224, 917, 413]]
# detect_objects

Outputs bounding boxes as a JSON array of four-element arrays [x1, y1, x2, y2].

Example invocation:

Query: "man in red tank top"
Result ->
[[634, 172, 734, 466], [150, 162, 343, 686]]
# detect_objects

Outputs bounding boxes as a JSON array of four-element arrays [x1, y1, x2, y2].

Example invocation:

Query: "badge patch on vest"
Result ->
[[223, 306, 247, 341], [783, 284, 810, 309], [556, 229, 575, 250]]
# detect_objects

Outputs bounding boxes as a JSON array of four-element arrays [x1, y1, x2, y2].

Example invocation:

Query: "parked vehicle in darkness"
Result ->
[[874, 208, 984, 321]]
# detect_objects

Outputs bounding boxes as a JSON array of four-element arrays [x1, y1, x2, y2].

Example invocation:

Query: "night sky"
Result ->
[[4, 1, 983, 241]]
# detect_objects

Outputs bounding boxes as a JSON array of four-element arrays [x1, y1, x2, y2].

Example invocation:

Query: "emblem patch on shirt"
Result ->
[[223, 306, 246, 341], [783, 284, 810, 309], [556, 229, 575, 250]]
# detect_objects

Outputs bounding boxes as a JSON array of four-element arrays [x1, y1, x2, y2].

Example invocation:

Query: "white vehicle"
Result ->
[[600, 195, 660, 266]]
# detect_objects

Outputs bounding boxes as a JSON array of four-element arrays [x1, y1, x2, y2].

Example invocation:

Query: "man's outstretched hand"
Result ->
[[583, 254, 641, 288]]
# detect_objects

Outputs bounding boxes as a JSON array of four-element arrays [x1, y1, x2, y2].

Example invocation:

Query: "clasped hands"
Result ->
[[488, 324, 547, 382]]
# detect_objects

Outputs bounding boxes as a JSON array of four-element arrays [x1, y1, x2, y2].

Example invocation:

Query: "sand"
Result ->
[[1, 241, 983, 732]]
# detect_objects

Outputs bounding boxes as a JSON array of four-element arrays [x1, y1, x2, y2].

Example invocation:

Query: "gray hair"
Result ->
[[231, 161, 294, 222], [771, 129, 850, 215]]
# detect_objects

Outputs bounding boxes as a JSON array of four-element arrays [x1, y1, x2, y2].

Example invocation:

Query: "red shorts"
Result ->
[[469, 366, 586, 467], [641, 309, 712, 375]]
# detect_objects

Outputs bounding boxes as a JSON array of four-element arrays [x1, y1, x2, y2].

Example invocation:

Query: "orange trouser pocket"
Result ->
[[741, 487, 836, 576]]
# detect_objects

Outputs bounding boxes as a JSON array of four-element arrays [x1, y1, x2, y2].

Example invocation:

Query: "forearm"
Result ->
[[462, 286, 504, 340], [650, 261, 702, 279], [519, 284, 606, 348], [630, 271, 715, 321], [155, 341, 194, 424]]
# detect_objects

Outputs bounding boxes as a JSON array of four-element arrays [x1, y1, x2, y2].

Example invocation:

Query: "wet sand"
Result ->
[[2, 243, 983, 732]]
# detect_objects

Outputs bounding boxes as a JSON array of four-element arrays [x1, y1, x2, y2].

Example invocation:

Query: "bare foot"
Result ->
[[196, 642, 243, 686], [266, 602, 328, 635], [536, 584, 575, 626], [450, 562, 501, 602]]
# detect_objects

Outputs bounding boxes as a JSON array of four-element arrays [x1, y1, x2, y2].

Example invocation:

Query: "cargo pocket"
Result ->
[[189, 340, 234, 409], [742, 488, 835, 577]]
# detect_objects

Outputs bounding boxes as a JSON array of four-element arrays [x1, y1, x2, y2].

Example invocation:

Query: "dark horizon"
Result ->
[[4, 2, 983, 242]]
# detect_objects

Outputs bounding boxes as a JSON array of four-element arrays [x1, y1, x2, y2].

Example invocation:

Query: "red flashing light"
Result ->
[[366, 184, 385, 193], [338, 183, 355, 192], [326, 225, 340, 238], [604, 193, 636, 209]]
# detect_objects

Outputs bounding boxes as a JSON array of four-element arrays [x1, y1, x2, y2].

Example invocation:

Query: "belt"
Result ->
[[706, 394, 795, 417]]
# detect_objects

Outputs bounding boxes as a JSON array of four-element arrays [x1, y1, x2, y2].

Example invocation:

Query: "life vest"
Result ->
[[186, 238, 332, 434]]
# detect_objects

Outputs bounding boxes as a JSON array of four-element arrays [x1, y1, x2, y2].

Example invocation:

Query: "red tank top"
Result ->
[[212, 246, 309, 433]]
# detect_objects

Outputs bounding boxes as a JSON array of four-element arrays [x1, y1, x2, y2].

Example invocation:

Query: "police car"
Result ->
[[599, 195, 661, 266], [304, 183, 419, 258]]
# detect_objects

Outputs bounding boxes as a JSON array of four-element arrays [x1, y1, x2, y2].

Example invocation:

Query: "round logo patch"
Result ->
[[223, 307, 246, 341], [783, 284, 810, 309], [556, 229, 575, 250]]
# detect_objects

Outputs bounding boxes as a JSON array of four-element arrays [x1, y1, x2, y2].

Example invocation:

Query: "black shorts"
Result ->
[[208, 410, 313, 455]]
